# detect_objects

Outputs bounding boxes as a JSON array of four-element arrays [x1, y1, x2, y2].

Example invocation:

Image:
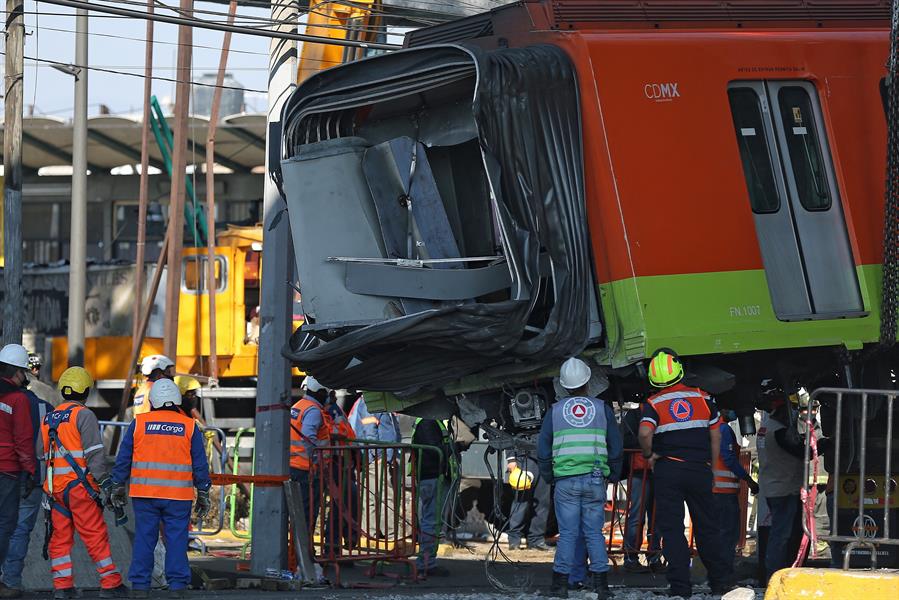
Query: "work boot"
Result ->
[[130, 590, 150, 599], [508, 538, 521, 551], [167, 589, 188, 599], [52, 589, 79, 600], [100, 585, 130, 599], [529, 541, 552, 552], [591, 571, 611, 598], [547, 571, 568, 598], [0, 583, 22, 599]]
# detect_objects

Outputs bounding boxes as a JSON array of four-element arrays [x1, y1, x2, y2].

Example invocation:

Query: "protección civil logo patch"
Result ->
[[668, 399, 694, 423], [562, 397, 595, 427]]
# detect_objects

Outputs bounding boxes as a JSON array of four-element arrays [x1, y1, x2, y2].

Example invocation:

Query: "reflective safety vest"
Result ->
[[132, 381, 153, 416], [130, 411, 195, 501], [41, 402, 99, 494], [712, 452, 740, 494], [411, 418, 459, 480], [289, 398, 331, 471], [550, 396, 609, 478]]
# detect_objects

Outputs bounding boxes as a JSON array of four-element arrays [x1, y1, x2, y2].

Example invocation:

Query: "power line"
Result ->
[[1, 50, 268, 92], [36, 0, 402, 49]]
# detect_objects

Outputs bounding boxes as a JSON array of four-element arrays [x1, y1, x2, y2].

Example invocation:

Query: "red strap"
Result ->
[[793, 420, 819, 566]]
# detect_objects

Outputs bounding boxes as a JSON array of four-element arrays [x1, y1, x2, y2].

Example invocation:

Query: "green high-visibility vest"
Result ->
[[551, 396, 609, 478], [412, 418, 459, 481]]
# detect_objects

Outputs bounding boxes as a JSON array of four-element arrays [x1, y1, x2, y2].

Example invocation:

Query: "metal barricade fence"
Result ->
[[98, 420, 229, 546], [227, 427, 255, 557], [802, 387, 899, 569], [302, 441, 445, 586], [606, 449, 752, 562]]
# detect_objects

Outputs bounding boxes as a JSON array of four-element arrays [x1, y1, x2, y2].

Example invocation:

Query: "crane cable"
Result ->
[[881, 0, 899, 348]]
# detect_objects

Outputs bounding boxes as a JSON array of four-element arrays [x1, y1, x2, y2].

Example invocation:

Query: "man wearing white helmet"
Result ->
[[0, 345, 36, 600], [132, 355, 175, 416], [538, 357, 622, 599], [110, 379, 211, 598], [289, 376, 332, 529]]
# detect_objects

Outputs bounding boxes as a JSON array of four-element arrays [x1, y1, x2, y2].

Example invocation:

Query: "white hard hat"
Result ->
[[141, 354, 175, 376], [303, 375, 324, 393], [560, 357, 591, 390], [149, 378, 182, 408], [0, 344, 30, 369]]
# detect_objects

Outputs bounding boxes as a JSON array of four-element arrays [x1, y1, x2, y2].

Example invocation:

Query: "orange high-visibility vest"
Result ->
[[132, 381, 153, 416], [130, 410, 195, 501], [289, 398, 331, 470], [41, 402, 98, 494], [712, 451, 740, 494]]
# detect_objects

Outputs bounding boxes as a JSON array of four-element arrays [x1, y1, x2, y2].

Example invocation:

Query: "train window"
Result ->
[[776, 87, 832, 211], [728, 88, 781, 214], [182, 255, 227, 293]]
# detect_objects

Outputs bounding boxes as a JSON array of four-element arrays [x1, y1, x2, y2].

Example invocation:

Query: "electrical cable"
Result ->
[[36, 0, 401, 49], [0, 50, 267, 92]]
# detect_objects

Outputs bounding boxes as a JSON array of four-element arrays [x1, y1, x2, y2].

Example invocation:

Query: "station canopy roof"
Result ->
[[1, 112, 267, 174]]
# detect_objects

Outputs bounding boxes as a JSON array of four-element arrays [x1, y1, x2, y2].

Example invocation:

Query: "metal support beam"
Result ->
[[250, 0, 297, 575], [87, 129, 166, 170], [22, 131, 103, 172], [67, 7, 89, 367], [225, 126, 266, 151]]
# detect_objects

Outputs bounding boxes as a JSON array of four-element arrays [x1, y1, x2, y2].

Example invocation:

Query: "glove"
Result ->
[[110, 483, 128, 510], [748, 479, 760, 495], [195, 488, 211, 521], [98, 476, 114, 506], [21, 473, 35, 498]]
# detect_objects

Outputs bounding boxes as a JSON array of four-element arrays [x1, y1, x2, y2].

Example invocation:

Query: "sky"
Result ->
[[10, 1, 284, 118]]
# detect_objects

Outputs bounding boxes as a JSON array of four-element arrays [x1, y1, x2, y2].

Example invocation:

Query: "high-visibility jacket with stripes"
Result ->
[[41, 402, 98, 494], [712, 451, 740, 494], [130, 411, 196, 501], [640, 383, 720, 464], [411, 418, 459, 480], [289, 398, 331, 471], [550, 396, 609, 478]]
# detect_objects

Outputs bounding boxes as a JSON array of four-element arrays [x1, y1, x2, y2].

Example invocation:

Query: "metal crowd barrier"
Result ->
[[802, 387, 899, 570], [605, 448, 752, 563], [98, 419, 229, 547], [301, 441, 445, 586], [227, 427, 255, 558]]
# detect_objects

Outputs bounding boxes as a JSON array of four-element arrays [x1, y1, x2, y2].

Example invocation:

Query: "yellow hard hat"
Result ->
[[174, 375, 201, 395], [648, 348, 684, 388], [509, 467, 534, 491], [58, 367, 94, 395]]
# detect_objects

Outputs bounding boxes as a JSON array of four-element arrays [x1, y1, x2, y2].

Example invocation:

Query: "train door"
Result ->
[[728, 81, 864, 320]]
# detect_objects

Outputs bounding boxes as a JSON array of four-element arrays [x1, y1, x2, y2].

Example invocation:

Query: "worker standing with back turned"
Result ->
[[638, 348, 733, 597], [538, 357, 622, 599], [110, 379, 211, 599], [41, 367, 127, 600]]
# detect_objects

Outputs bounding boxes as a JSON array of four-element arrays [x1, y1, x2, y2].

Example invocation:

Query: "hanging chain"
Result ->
[[880, 0, 899, 347]]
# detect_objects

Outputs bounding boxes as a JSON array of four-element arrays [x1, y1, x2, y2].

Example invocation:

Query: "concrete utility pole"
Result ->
[[67, 8, 89, 366], [163, 0, 194, 359], [2, 0, 25, 346], [251, 0, 297, 575]]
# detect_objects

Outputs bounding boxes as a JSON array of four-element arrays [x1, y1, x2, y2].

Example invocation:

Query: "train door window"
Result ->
[[728, 80, 863, 319], [182, 255, 227, 293], [727, 88, 780, 213], [775, 87, 831, 211]]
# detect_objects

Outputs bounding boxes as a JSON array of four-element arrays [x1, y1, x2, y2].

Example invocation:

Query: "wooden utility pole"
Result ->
[[2, 0, 24, 346], [163, 0, 194, 359], [203, 0, 238, 385]]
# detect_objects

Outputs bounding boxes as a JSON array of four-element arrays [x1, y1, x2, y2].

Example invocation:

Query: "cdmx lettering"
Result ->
[[644, 83, 680, 101]]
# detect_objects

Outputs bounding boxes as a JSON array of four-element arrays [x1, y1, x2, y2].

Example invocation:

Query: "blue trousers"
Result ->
[[0, 475, 21, 572], [130, 498, 192, 591], [714, 492, 741, 574], [553, 473, 609, 575], [416, 478, 441, 570], [653, 461, 731, 596], [568, 535, 587, 585], [508, 471, 551, 546], [1, 486, 42, 588], [624, 473, 661, 564], [765, 494, 801, 581]]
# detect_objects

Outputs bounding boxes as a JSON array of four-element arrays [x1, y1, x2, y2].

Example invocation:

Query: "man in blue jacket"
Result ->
[[538, 358, 622, 599]]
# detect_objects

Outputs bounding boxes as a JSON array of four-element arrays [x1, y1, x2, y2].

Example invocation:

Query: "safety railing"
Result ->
[[98, 420, 229, 546], [802, 387, 899, 570], [300, 440, 446, 587]]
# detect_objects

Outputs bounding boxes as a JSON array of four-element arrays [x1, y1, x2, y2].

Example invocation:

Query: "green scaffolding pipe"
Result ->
[[149, 95, 207, 246]]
